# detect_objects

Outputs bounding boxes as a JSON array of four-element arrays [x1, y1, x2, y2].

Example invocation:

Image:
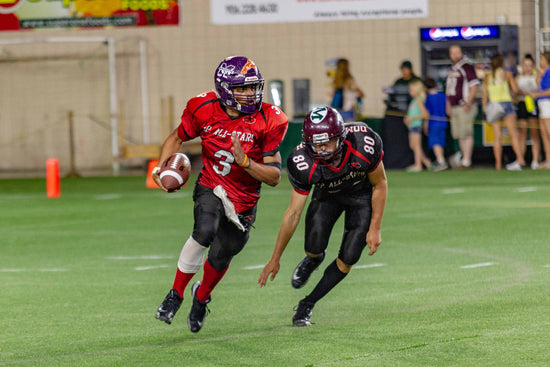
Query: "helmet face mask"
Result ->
[[231, 81, 264, 110], [215, 56, 264, 114], [302, 106, 347, 160], [308, 137, 340, 160]]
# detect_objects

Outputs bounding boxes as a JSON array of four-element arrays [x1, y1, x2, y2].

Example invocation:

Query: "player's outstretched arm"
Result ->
[[366, 162, 388, 256], [231, 132, 282, 186], [153, 129, 184, 191], [258, 190, 308, 287]]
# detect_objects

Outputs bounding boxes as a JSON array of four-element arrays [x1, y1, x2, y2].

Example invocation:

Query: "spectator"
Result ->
[[529, 51, 550, 169], [423, 78, 449, 171], [515, 54, 541, 169], [481, 53, 524, 170], [386, 60, 422, 113], [445, 45, 479, 169], [504, 51, 518, 76], [403, 80, 431, 172], [330, 58, 364, 122]]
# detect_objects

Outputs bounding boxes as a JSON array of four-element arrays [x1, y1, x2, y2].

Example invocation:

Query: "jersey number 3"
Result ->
[[213, 150, 234, 176]]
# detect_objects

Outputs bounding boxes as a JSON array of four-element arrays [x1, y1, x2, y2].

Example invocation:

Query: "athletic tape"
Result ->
[[177, 236, 207, 273]]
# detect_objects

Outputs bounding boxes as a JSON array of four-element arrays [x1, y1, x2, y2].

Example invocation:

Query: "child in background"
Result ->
[[404, 80, 431, 172], [423, 78, 449, 171]]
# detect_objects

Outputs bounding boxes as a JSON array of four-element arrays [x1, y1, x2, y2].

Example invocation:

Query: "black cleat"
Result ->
[[292, 299, 315, 327], [187, 281, 211, 333], [155, 289, 183, 325], [291, 251, 325, 289]]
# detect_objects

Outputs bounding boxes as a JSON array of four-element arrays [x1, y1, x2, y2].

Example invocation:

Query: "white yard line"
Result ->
[[243, 264, 266, 270], [38, 268, 67, 272], [516, 187, 537, 193], [107, 255, 174, 260], [135, 264, 170, 271], [0, 268, 68, 272], [460, 262, 495, 269], [442, 188, 465, 194], [354, 263, 386, 269], [93, 194, 122, 200], [0, 268, 25, 272]]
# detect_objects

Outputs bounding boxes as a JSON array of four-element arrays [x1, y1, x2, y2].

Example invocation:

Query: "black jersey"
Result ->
[[287, 122, 383, 199]]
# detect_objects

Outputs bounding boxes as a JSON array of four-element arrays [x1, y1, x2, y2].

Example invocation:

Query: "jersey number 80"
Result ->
[[292, 155, 309, 171]]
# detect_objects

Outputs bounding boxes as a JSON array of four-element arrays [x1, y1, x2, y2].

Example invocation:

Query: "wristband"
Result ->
[[152, 166, 160, 175], [239, 154, 249, 168]]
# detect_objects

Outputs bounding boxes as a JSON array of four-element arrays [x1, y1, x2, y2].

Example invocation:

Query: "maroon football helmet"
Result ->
[[302, 106, 347, 160]]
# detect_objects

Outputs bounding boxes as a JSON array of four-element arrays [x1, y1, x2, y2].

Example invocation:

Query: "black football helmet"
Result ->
[[302, 106, 347, 160]]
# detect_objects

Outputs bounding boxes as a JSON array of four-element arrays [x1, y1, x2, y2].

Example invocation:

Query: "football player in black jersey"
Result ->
[[258, 106, 388, 326]]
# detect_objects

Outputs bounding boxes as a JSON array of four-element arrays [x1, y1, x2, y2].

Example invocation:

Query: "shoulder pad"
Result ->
[[345, 121, 373, 135], [187, 91, 218, 114], [260, 103, 288, 124]]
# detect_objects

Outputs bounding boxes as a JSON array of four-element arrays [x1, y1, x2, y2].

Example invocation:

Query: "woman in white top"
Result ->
[[515, 54, 541, 169]]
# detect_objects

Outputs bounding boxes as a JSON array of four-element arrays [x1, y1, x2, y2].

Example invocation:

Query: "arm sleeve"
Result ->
[[286, 153, 312, 194], [262, 107, 289, 157], [177, 107, 200, 142], [176, 93, 217, 141], [366, 130, 384, 172]]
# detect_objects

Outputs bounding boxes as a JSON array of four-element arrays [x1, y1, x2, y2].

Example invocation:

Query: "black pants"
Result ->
[[192, 184, 257, 270], [304, 192, 372, 266]]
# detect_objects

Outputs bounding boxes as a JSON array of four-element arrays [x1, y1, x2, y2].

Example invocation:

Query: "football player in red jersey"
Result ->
[[258, 106, 387, 326], [153, 56, 288, 332]]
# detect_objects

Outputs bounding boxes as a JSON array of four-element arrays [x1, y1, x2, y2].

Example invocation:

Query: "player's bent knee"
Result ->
[[177, 236, 207, 273], [192, 222, 217, 245], [336, 258, 353, 273], [338, 252, 361, 267], [208, 256, 232, 271]]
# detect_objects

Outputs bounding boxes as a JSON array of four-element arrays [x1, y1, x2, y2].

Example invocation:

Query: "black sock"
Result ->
[[303, 260, 347, 304]]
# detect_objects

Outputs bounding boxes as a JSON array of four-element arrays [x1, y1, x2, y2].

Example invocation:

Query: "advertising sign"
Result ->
[[0, 0, 180, 31], [420, 25, 500, 42], [211, 0, 429, 25]]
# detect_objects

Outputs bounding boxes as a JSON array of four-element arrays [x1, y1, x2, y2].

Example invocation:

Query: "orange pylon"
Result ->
[[146, 159, 159, 189], [46, 158, 61, 198]]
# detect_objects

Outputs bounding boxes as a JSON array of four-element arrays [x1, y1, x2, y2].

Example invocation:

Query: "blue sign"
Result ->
[[420, 25, 500, 41]]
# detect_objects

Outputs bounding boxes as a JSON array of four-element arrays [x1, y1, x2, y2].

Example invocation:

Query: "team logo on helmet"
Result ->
[[217, 63, 236, 78], [309, 107, 328, 124], [240, 59, 257, 75]]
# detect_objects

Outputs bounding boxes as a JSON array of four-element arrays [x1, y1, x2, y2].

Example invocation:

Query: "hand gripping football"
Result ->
[[159, 153, 191, 192]]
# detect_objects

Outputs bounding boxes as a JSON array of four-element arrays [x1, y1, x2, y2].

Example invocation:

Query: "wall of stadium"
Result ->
[[0, 0, 536, 174]]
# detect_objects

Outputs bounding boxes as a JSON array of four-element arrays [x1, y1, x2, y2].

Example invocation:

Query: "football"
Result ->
[[159, 153, 191, 192]]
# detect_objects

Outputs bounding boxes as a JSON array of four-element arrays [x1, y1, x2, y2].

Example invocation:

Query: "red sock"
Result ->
[[172, 268, 195, 298], [196, 259, 228, 303]]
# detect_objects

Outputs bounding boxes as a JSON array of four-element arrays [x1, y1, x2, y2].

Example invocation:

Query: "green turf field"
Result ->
[[1, 169, 549, 366]]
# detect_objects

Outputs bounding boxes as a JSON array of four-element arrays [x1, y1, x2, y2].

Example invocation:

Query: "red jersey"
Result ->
[[177, 91, 288, 212]]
